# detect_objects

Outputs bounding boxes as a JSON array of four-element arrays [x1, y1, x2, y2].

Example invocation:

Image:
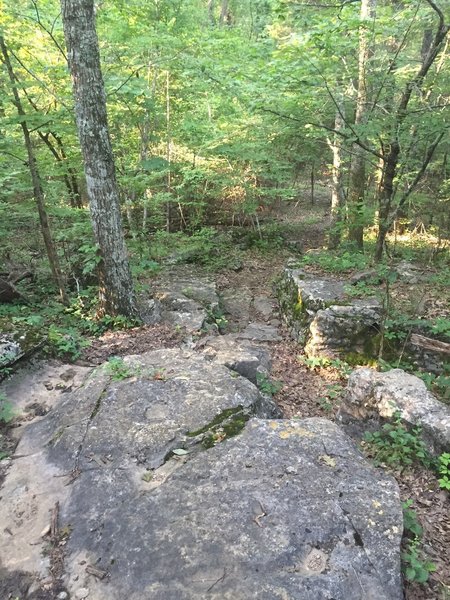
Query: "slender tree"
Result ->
[[0, 36, 68, 305], [60, 0, 138, 317], [374, 0, 449, 261], [347, 0, 376, 249]]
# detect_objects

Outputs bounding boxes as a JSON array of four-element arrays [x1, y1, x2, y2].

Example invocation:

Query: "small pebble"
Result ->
[[75, 588, 89, 599], [57, 592, 69, 600]]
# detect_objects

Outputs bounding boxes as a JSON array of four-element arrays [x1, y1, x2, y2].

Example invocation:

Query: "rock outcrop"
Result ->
[[339, 367, 450, 454], [0, 349, 404, 600], [277, 266, 382, 361], [148, 277, 220, 332]]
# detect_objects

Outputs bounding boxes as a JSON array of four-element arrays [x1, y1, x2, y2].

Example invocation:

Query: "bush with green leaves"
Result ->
[[300, 247, 370, 273], [438, 453, 450, 491], [363, 413, 431, 470], [402, 500, 436, 584], [256, 372, 283, 397], [47, 325, 90, 361]]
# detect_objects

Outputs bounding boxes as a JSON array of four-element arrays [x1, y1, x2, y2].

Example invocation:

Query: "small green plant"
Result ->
[[401, 500, 435, 584], [402, 539, 436, 584], [206, 306, 228, 332], [437, 453, 450, 490], [363, 412, 431, 469], [299, 355, 331, 370], [0, 392, 15, 423], [47, 325, 90, 361], [256, 372, 283, 397], [300, 248, 369, 273], [299, 355, 352, 379], [318, 383, 343, 412], [107, 357, 138, 380]]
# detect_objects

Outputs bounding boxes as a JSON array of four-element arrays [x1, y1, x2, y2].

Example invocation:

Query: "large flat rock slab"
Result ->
[[63, 418, 403, 600], [0, 348, 278, 580]]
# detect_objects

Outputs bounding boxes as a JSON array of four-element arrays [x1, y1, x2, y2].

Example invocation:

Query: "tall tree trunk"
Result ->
[[0, 36, 68, 305], [219, 0, 229, 25], [60, 0, 138, 317], [207, 0, 216, 25], [375, 2, 449, 261], [328, 101, 345, 250], [347, 0, 376, 249], [166, 70, 172, 232], [310, 162, 315, 205]]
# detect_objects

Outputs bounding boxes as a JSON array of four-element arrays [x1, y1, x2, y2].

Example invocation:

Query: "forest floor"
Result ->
[[2, 187, 449, 599]]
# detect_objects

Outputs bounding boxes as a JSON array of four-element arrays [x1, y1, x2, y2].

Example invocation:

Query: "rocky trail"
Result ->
[[1, 200, 449, 600]]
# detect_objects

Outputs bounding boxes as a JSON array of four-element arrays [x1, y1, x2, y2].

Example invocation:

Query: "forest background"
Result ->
[[0, 0, 448, 345]]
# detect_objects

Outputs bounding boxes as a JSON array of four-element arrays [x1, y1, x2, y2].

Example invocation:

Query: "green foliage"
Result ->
[[402, 539, 436, 584], [256, 372, 283, 397], [206, 306, 228, 333], [401, 500, 435, 584], [300, 248, 370, 273], [430, 318, 450, 340], [47, 325, 90, 361], [437, 453, 450, 491], [416, 370, 450, 402], [363, 413, 431, 469], [318, 383, 343, 412], [299, 355, 353, 379], [107, 357, 138, 380], [0, 392, 15, 424]]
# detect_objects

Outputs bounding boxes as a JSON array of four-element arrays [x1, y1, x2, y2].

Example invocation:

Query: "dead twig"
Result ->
[[50, 501, 59, 541]]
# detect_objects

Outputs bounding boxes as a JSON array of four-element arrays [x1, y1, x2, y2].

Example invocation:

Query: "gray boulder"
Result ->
[[339, 367, 450, 454], [305, 301, 382, 359], [150, 278, 219, 332], [277, 267, 382, 361], [198, 334, 271, 384], [63, 418, 403, 600]]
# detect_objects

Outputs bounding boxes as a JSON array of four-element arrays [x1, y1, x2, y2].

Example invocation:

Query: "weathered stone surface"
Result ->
[[339, 367, 450, 454], [61, 418, 403, 600], [0, 348, 278, 577], [221, 287, 252, 328], [277, 267, 346, 344], [235, 322, 281, 342], [277, 266, 383, 361], [253, 295, 276, 320], [0, 335, 22, 367], [199, 334, 271, 384], [151, 278, 219, 332], [305, 300, 383, 360], [0, 330, 43, 376], [404, 333, 450, 376]]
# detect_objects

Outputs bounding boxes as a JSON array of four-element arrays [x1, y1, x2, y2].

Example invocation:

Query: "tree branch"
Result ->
[[394, 130, 445, 216]]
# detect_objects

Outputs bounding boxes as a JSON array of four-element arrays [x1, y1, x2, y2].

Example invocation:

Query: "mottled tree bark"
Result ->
[[328, 103, 345, 250], [0, 36, 68, 305], [60, 0, 138, 317], [347, 0, 376, 249]]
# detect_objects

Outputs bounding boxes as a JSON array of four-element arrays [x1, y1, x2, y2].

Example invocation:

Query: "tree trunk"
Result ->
[[347, 0, 376, 249], [374, 4, 449, 261], [166, 70, 172, 232], [219, 0, 229, 25], [60, 0, 138, 318], [207, 0, 216, 25], [310, 162, 315, 205], [328, 102, 345, 250], [0, 36, 68, 305]]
